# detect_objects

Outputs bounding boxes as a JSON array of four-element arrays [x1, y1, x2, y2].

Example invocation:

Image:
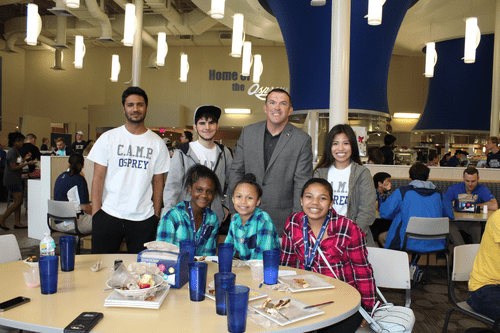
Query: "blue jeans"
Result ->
[[467, 284, 500, 320]]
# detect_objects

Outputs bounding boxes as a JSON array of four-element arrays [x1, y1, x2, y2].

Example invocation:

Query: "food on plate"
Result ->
[[261, 298, 271, 309], [208, 289, 216, 296], [138, 274, 154, 289], [26, 256, 39, 263], [195, 255, 207, 262], [293, 278, 310, 288], [275, 299, 291, 310]]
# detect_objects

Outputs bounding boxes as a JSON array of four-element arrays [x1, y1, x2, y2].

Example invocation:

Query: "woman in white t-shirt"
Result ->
[[313, 124, 376, 246]]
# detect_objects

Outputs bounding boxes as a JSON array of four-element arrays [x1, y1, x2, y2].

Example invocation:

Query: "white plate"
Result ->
[[278, 274, 335, 292], [251, 297, 324, 326], [205, 284, 267, 302], [23, 258, 39, 268], [106, 274, 164, 297]]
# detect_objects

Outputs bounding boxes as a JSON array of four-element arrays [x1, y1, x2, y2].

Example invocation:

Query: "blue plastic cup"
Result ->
[[59, 235, 76, 272], [214, 272, 236, 315], [218, 243, 234, 273], [263, 250, 280, 285], [39, 256, 59, 295], [189, 262, 208, 301], [226, 285, 250, 333], [180, 239, 196, 263]]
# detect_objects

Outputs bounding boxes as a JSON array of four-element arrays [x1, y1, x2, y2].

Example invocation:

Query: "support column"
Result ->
[[132, 0, 143, 87], [490, 0, 500, 136], [329, 0, 350, 129]]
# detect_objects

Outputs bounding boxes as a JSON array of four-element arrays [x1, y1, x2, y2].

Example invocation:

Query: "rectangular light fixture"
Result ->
[[26, 3, 39, 46], [225, 108, 251, 114], [74, 35, 85, 69], [241, 41, 252, 76], [210, 0, 225, 19], [393, 113, 420, 119], [425, 42, 436, 78], [156, 32, 167, 66], [123, 3, 135, 47], [180, 53, 189, 82], [230, 14, 244, 57], [252, 54, 263, 84], [464, 17, 480, 64], [110, 54, 120, 82]]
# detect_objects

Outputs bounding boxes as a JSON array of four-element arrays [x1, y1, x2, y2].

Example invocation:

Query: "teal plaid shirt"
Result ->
[[224, 207, 280, 260], [156, 201, 219, 256]]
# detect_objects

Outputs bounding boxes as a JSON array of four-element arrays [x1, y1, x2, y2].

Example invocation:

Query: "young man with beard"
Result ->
[[161, 105, 233, 224], [88, 86, 170, 253]]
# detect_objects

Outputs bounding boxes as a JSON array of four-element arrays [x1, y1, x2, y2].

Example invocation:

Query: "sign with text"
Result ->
[[207, 69, 288, 101]]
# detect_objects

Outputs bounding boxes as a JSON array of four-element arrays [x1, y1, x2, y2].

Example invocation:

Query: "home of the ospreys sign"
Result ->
[[208, 69, 288, 101]]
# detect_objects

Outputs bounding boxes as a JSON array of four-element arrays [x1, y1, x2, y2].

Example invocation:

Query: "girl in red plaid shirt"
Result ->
[[280, 178, 376, 332]]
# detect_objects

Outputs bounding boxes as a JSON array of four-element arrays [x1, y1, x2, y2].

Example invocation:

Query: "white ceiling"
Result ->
[[0, 0, 497, 56]]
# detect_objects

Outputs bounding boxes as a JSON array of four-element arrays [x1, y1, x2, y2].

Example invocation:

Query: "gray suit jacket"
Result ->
[[227, 121, 313, 236]]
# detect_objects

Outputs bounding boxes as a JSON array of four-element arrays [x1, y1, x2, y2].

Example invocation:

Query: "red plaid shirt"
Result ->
[[280, 210, 376, 311]]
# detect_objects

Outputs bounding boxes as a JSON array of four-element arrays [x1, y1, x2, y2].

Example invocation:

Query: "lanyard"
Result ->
[[186, 201, 207, 249], [302, 212, 330, 271]]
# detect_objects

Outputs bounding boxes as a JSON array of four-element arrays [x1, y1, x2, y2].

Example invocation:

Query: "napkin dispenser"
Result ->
[[137, 249, 188, 289]]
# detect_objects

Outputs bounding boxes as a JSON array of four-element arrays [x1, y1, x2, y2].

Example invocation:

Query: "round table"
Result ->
[[0, 254, 361, 332]]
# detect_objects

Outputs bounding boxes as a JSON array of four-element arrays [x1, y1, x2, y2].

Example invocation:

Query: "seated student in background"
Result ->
[[427, 152, 439, 166], [380, 162, 454, 252], [467, 210, 500, 321], [281, 178, 375, 332], [53, 153, 92, 233], [445, 167, 498, 245], [447, 150, 466, 167], [224, 173, 279, 260], [156, 165, 221, 256], [440, 152, 451, 166], [373, 172, 391, 210], [372, 172, 392, 247]]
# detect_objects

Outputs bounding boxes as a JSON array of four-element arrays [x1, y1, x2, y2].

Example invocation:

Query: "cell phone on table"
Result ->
[[64, 312, 103, 333], [0, 296, 30, 312]]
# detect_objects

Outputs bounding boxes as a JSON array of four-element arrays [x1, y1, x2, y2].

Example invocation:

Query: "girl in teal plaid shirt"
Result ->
[[156, 165, 222, 255], [224, 173, 280, 260]]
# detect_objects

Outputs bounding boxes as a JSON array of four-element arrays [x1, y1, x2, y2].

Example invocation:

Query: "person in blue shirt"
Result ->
[[446, 150, 466, 167], [224, 173, 279, 260], [380, 162, 454, 252], [156, 164, 221, 256], [445, 167, 498, 245]]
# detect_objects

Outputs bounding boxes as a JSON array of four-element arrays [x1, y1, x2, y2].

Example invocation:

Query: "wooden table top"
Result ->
[[0, 254, 361, 333]]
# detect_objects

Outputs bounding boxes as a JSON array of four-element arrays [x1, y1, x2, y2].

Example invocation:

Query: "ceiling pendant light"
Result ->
[[366, 0, 386, 26], [123, 3, 136, 47], [210, 0, 225, 19], [26, 3, 42, 46], [111, 54, 120, 82], [241, 41, 252, 76], [156, 32, 168, 66], [252, 54, 263, 84], [180, 53, 189, 82], [424, 42, 437, 78], [230, 14, 244, 57], [66, 0, 79, 9], [74, 35, 85, 69], [464, 17, 481, 64]]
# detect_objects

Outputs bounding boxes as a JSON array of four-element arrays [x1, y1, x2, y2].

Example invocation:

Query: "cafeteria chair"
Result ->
[[0, 234, 22, 264], [401, 217, 450, 289], [355, 247, 413, 332], [442, 244, 495, 333], [47, 200, 91, 254]]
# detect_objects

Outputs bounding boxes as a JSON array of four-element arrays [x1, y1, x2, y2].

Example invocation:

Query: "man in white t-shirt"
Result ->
[[88, 87, 170, 254], [162, 105, 233, 223]]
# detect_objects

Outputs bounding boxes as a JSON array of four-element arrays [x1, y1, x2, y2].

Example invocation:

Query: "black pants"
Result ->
[[316, 311, 363, 333], [91, 209, 159, 254]]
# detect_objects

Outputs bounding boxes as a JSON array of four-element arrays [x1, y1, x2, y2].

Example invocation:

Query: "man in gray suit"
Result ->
[[227, 88, 313, 235]]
